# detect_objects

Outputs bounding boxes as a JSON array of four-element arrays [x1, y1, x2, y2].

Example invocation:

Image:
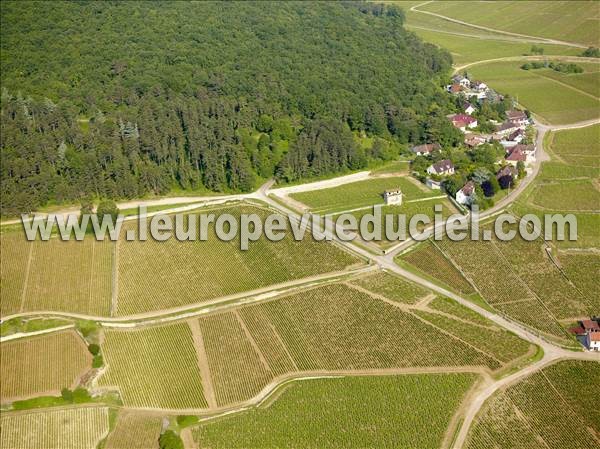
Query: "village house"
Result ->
[[411, 143, 441, 156], [463, 101, 476, 115], [449, 114, 478, 132], [383, 189, 403, 206], [570, 319, 600, 351], [456, 181, 475, 206], [496, 165, 517, 188], [506, 110, 529, 127], [427, 159, 455, 176], [426, 178, 442, 190], [471, 80, 487, 91]]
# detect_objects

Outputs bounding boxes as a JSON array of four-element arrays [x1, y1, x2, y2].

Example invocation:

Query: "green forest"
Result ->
[[0, 1, 455, 215]]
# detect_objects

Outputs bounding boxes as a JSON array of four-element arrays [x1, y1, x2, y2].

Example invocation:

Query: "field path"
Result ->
[[410, 1, 587, 48]]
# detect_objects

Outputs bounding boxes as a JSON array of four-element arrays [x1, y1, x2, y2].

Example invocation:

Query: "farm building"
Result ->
[[383, 189, 403, 206], [411, 143, 441, 156], [456, 181, 475, 206], [427, 159, 455, 176]]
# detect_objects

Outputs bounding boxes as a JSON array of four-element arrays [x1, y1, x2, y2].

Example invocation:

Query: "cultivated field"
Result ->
[[412, 28, 580, 65], [1, 330, 90, 402], [99, 323, 208, 409], [104, 412, 161, 449], [0, 233, 113, 316], [194, 374, 477, 449], [116, 203, 360, 316], [336, 197, 459, 248], [468, 60, 600, 124], [418, 1, 600, 47], [465, 360, 600, 449], [0, 406, 109, 449], [289, 176, 438, 214], [399, 240, 476, 295], [434, 224, 593, 342]]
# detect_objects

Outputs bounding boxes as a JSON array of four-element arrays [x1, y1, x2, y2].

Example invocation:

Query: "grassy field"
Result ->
[[290, 176, 438, 214], [399, 240, 476, 295], [468, 60, 600, 124], [104, 412, 161, 449], [418, 1, 600, 47], [1, 331, 90, 402], [412, 28, 581, 65], [465, 360, 600, 449], [0, 406, 109, 449], [99, 323, 208, 409], [0, 233, 113, 316], [194, 374, 477, 449], [116, 204, 360, 316]]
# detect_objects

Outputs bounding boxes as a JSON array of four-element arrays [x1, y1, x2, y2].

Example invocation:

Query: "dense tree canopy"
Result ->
[[0, 1, 453, 215]]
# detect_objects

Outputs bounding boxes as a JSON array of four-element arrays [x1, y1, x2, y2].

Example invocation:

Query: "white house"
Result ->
[[427, 159, 455, 176], [588, 332, 600, 351], [456, 181, 475, 206], [383, 189, 403, 206], [463, 102, 476, 115]]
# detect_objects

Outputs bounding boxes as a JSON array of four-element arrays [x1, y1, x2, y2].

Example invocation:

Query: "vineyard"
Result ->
[[197, 312, 273, 406], [289, 176, 438, 214], [115, 203, 360, 316], [0, 233, 113, 316], [434, 227, 585, 342], [399, 241, 475, 295], [349, 271, 430, 304], [338, 198, 458, 248], [1, 331, 91, 401], [99, 323, 208, 409], [465, 361, 600, 449], [104, 412, 161, 449], [193, 374, 477, 449], [0, 406, 109, 449]]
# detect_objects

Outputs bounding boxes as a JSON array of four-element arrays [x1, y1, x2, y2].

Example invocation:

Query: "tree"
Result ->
[[517, 161, 526, 179], [159, 431, 184, 449], [96, 200, 119, 223], [61, 388, 73, 402], [482, 176, 500, 197]]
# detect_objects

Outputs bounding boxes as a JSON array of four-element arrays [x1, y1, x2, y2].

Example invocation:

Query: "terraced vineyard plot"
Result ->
[[399, 240, 475, 295], [1, 331, 90, 401], [349, 271, 429, 304], [194, 374, 477, 449], [559, 253, 600, 306], [339, 198, 458, 248], [465, 361, 600, 449], [197, 312, 273, 406], [0, 232, 31, 315], [252, 284, 526, 371], [0, 232, 113, 316], [531, 180, 600, 211], [418, 1, 600, 47], [289, 176, 438, 214], [99, 323, 207, 409], [105, 412, 161, 449], [469, 61, 600, 124], [435, 234, 576, 340], [547, 124, 600, 167], [0, 406, 109, 449], [116, 204, 360, 316]]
